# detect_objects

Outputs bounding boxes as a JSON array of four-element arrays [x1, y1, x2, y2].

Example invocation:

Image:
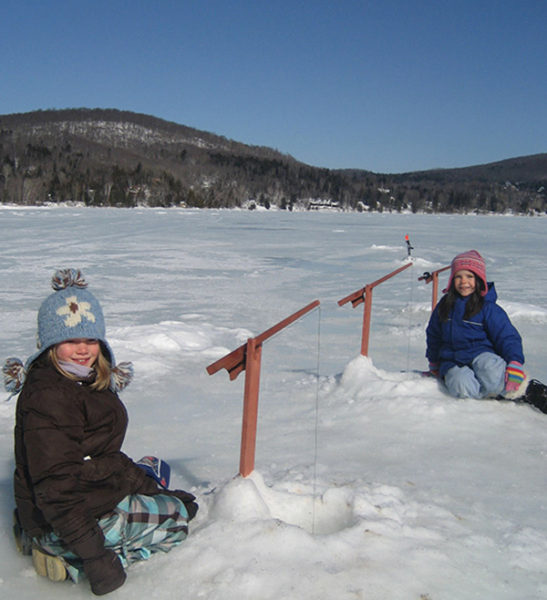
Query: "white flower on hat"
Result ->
[[56, 295, 96, 328]]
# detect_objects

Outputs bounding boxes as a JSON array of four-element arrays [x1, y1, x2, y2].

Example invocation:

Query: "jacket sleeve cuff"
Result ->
[[64, 524, 107, 561]]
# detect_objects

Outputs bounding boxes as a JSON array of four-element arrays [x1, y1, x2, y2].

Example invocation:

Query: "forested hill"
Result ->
[[1, 108, 545, 213]]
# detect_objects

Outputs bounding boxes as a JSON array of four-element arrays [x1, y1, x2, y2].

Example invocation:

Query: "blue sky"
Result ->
[[1, 0, 545, 173]]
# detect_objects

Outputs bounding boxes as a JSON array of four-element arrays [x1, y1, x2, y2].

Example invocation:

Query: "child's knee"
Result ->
[[473, 352, 505, 374], [445, 366, 480, 398], [472, 352, 505, 396]]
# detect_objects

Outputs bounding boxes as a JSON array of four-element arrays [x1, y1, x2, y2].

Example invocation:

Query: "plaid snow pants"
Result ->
[[35, 493, 189, 582]]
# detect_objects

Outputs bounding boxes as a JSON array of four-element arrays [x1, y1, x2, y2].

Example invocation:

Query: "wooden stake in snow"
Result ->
[[338, 262, 413, 357], [418, 265, 451, 310], [206, 300, 320, 477]]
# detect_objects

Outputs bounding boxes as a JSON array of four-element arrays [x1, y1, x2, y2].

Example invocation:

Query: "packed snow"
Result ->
[[0, 207, 546, 599]]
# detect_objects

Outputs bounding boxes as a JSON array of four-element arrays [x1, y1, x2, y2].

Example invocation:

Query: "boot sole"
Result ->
[[32, 547, 68, 582]]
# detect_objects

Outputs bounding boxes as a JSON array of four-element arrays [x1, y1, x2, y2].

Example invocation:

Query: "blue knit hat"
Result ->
[[32, 269, 113, 363], [3, 269, 132, 396]]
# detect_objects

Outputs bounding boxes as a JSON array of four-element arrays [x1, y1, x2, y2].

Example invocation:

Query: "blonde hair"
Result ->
[[49, 346, 112, 391]]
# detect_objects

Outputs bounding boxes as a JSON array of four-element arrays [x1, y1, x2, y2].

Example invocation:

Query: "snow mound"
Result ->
[[210, 471, 355, 535]]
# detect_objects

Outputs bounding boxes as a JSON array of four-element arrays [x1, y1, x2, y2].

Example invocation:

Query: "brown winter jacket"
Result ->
[[14, 355, 159, 561]]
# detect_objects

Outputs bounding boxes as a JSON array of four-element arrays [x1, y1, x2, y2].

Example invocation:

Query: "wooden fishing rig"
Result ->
[[206, 236, 449, 477]]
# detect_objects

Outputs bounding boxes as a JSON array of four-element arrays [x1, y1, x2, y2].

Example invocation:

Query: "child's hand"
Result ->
[[83, 549, 126, 595], [505, 361, 525, 393], [428, 362, 439, 378]]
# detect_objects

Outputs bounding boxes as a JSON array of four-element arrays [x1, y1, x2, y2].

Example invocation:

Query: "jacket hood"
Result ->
[[483, 282, 497, 302]]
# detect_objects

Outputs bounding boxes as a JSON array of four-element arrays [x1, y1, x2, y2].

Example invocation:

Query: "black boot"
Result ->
[[523, 379, 547, 414]]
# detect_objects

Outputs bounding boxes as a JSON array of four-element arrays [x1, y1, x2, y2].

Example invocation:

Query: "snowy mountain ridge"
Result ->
[[25, 120, 221, 152], [1, 108, 545, 212]]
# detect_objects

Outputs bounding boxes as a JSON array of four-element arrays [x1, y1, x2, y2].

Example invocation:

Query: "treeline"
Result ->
[[1, 109, 546, 213]]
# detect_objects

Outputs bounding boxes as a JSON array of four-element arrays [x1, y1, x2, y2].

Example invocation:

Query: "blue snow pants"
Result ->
[[444, 352, 506, 399], [34, 493, 189, 582]]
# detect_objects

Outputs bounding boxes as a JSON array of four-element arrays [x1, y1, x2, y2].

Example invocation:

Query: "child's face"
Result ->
[[454, 269, 476, 297], [55, 338, 100, 368]]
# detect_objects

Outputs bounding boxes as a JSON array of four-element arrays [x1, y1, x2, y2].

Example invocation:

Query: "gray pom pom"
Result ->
[[3, 357, 26, 396], [51, 269, 88, 291], [110, 362, 134, 392]]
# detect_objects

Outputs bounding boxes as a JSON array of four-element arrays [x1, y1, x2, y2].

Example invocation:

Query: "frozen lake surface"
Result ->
[[1, 206, 546, 599]]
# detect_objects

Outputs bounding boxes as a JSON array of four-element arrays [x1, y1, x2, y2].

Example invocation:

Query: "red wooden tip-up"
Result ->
[[206, 299, 320, 477], [418, 265, 450, 309], [338, 262, 412, 357]]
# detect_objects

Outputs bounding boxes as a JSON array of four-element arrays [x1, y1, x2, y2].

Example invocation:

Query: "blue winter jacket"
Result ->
[[426, 282, 524, 377]]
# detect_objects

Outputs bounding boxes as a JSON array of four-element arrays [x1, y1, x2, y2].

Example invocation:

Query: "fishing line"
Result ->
[[311, 304, 322, 535], [405, 259, 415, 373], [261, 303, 322, 535], [404, 235, 416, 373]]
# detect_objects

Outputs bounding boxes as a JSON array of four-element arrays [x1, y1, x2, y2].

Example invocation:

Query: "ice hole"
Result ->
[[210, 472, 356, 535]]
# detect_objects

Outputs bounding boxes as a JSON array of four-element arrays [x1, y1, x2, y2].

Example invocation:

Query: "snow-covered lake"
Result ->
[[1, 207, 546, 599]]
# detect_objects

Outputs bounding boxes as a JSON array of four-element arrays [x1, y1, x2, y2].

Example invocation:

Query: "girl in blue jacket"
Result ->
[[426, 250, 526, 399]]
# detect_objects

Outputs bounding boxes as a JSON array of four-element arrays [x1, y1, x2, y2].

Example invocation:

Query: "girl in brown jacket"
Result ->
[[4, 269, 198, 595]]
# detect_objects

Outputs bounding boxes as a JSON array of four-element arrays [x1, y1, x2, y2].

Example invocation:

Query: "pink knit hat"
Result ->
[[444, 250, 488, 296]]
